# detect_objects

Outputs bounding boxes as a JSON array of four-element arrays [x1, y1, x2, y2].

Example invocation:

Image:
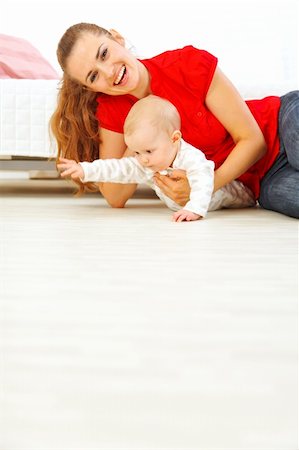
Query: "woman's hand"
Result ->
[[153, 169, 190, 206]]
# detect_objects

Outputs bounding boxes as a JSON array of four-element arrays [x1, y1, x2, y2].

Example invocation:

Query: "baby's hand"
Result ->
[[172, 209, 202, 222], [57, 157, 84, 181]]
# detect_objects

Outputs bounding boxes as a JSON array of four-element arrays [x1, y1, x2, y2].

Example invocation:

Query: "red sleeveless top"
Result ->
[[96, 46, 281, 198]]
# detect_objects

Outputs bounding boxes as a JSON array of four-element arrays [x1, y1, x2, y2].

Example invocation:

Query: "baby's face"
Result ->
[[125, 126, 178, 173]]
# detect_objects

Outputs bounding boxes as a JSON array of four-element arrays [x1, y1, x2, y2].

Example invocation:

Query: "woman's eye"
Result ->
[[90, 72, 97, 84], [101, 48, 108, 60], [146, 150, 152, 154]]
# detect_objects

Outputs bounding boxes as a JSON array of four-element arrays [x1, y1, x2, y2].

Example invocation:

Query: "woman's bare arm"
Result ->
[[97, 127, 137, 208], [154, 67, 266, 202], [206, 67, 266, 192]]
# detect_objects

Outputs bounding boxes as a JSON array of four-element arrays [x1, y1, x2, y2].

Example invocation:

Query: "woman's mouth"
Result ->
[[114, 65, 126, 85]]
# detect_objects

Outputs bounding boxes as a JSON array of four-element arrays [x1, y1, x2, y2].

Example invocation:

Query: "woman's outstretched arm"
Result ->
[[97, 127, 137, 208]]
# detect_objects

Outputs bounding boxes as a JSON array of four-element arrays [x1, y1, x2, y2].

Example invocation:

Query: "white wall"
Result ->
[[1, 0, 298, 96]]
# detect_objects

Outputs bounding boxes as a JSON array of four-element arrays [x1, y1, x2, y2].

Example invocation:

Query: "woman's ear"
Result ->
[[171, 130, 182, 143], [109, 29, 125, 46]]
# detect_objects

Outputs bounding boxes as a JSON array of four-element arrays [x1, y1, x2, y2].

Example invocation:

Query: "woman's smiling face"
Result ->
[[65, 31, 145, 96]]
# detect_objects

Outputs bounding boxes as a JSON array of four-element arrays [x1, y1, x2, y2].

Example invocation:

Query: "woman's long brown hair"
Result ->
[[50, 23, 112, 194]]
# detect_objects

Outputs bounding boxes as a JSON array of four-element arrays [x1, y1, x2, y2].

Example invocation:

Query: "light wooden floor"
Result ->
[[0, 179, 298, 450]]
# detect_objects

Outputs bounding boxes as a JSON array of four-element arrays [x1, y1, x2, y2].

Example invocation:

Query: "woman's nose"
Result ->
[[96, 62, 114, 79]]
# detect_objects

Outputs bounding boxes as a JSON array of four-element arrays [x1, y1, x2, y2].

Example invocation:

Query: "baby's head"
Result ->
[[124, 95, 181, 172]]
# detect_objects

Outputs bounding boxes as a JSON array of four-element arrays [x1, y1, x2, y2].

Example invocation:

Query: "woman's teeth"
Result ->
[[114, 66, 126, 85]]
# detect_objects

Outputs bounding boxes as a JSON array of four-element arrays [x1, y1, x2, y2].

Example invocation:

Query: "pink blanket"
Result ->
[[0, 33, 59, 79]]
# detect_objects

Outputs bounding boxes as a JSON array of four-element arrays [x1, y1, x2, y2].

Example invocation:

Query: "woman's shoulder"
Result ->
[[142, 45, 217, 71], [145, 45, 212, 60]]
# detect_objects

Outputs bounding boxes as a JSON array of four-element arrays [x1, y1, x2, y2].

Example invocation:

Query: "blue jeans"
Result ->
[[259, 90, 299, 218]]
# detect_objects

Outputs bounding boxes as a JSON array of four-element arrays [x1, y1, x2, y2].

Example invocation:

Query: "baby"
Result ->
[[58, 95, 255, 221]]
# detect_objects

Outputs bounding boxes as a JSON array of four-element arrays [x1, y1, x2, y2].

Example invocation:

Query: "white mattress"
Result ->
[[0, 79, 59, 158]]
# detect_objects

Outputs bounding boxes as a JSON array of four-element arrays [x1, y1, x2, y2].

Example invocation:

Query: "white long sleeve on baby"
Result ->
[[80, 140, 215, 217], [170, 144, 214, 216], [79, 139, 255, 216], [80, 157, 147, 184]]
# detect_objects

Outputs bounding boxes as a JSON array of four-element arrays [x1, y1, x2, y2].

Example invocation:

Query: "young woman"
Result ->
[[50, 22, 299, 218]]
